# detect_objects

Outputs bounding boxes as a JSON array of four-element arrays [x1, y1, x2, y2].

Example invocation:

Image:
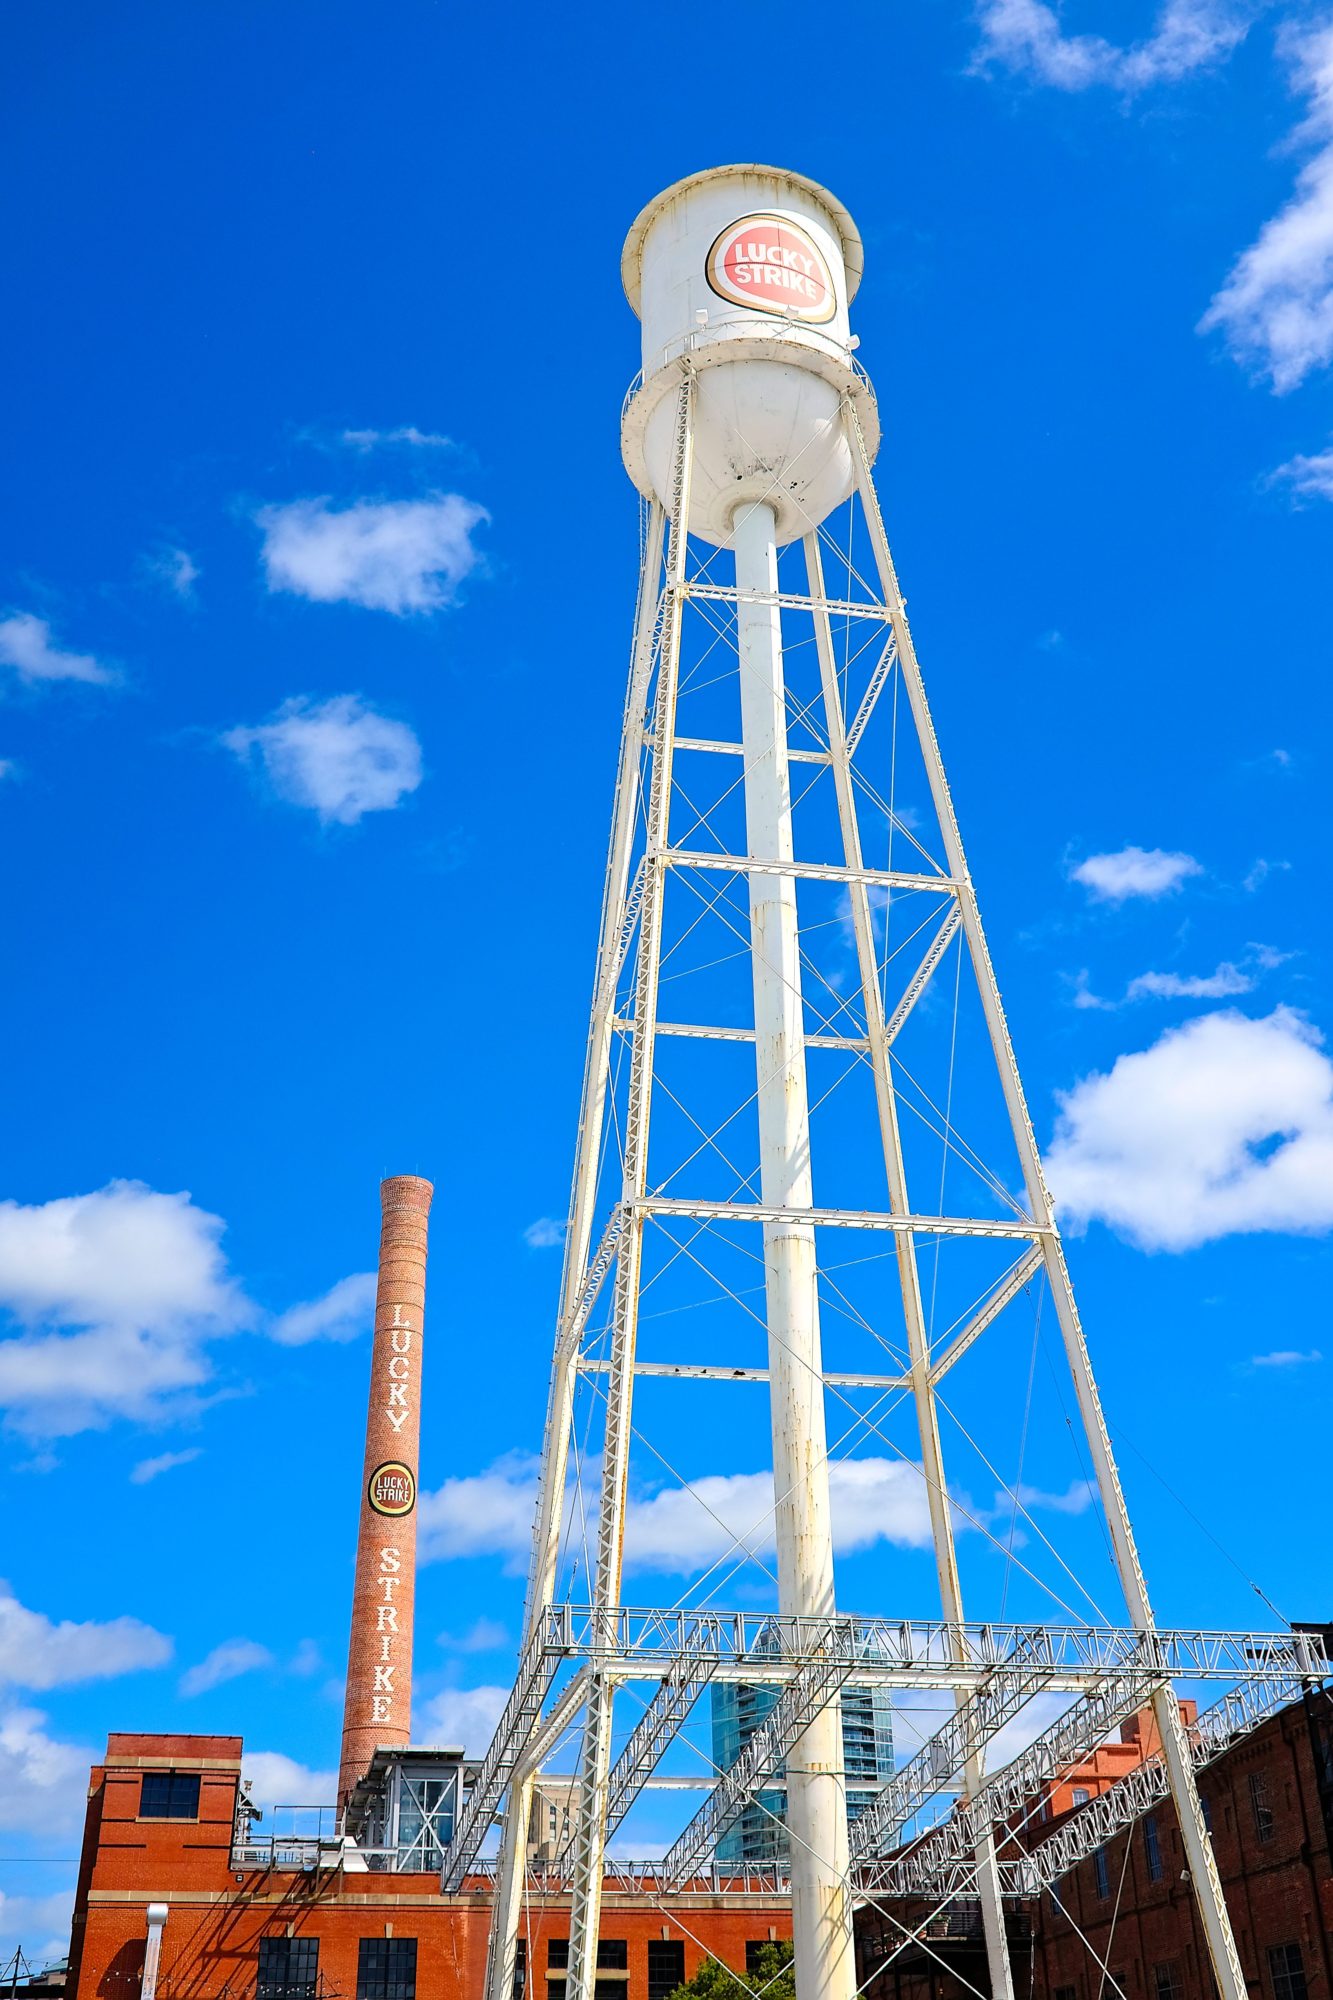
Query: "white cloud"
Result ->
[[439, 1616, 509, 1654], [241, 1749, 337, 1811], [1200, 20, 1333, 391], [972, 0, 1249, 91], [180, 1638, 273, 1697], [624, 1470, 780, 1570], [0, 613, 110, 685], [224, 695, 422, 826], [130, 1447, 202, 1485], [0, 1707, 93, 1831], [419, 1452, 937, 1577], [417, 1685, 508, 1753], [523, 1217, 566, 1250], [1125, 961, 1253, 1000], [1069, 970, 1116, 1012], [0, 1581, 170, 1689], [0, 1181, 251, 1437], [626, 1460, 937, 1570], [1270, 444, 1333, 499], [1013, 1479, 1096, 1516], [1244, 858, 1291, 892], [147, 547, 200, 599], [0, 1182, 241, 1333], [1047, 1006, 1333, 1250], [1070, 846, 1202, 902], [831, 1460, 939, 1551], [418, 1452, 540, 1568], [0, 1886, 75, 1967], [256, 494, 486, 614], [341, 427, 453, 452], [1252, 1346, 1322, 1366], [270, 1271, 376, 1345]]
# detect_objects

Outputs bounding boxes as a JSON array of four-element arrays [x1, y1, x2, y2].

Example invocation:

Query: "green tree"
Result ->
[[667, 1941, 795, 2000]]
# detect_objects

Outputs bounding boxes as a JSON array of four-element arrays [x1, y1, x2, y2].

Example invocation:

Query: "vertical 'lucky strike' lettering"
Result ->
[[371, 1544, 401, 1723], [365, 1308, 415, 1726], [385, 1305, 413, 1430]]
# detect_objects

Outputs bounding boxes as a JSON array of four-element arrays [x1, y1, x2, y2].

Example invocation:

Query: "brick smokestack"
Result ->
[[339, 1175, 432, 1809]]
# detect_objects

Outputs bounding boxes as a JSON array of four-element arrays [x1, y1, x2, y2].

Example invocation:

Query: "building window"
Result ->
[[1154, 1963, 1182, 2000], [1094, 1846, 1110, 1900], [745, 1945, 769, 1976], [545, 1942, 625, 1995], [1200, 1792, 1213, 1834], [357, 1939, 417, 2000], [1072, 1787, 1090, 1806], [1250, 1772, 1275, 1845], [1268, 1945, 1308, 2000], [1144, 1813, 1163, 1882], [513, 1942, 526, 2000], [648, 1942, 685, 2000], [258, 1938, 319, 2000], [139, 1771, 200, 1819], [1054, 1986, 1078, 2000]]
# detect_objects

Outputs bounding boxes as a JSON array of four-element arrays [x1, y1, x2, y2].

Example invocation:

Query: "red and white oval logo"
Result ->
[[706, 213, 836, 324], [368, 1461, 416, 1517]]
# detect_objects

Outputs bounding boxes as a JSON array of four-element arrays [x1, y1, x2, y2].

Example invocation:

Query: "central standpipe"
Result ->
[[735, 500, 855, 2000]]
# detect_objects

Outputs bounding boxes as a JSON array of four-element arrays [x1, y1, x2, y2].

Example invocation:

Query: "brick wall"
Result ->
[[1032, 1695, 1333, 2000], [68, 1732, 792, 2000]]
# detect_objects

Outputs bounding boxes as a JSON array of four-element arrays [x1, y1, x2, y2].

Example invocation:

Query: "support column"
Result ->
[[563, 378, 696, 2000], [734, 500, 855, 2000], [805, 532, 1015, 2000]]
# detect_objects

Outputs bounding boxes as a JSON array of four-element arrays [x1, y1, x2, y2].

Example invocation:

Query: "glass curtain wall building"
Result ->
[[711, 1682, 896, 1864]]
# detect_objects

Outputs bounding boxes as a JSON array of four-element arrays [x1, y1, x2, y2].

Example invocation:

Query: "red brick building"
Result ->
[[856, 1692, 1333, 2000], [1030, 1691, 1333, 2000], [1027, 1705, 1198, 1830], [66, 1732, 791, 2000]]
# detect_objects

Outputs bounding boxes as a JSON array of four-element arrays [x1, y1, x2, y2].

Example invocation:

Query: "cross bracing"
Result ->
[[1009, 1675, 1310, 1895], [660, 1652, 861, 1890], [472, 350, 1299, 2000], [853, 1673, 1314, 1904]]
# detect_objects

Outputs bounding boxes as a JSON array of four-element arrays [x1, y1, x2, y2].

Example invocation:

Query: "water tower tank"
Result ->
[[620, 164, 879, 548]]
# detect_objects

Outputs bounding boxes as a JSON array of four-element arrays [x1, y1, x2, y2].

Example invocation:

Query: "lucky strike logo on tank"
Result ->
[[706, 213, 836, 324], [368, 1460, 416, 1517]]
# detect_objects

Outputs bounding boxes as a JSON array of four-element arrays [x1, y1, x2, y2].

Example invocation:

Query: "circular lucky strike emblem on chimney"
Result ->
[[706, 212, 836, 324], [368, 1460, 416, 1517]]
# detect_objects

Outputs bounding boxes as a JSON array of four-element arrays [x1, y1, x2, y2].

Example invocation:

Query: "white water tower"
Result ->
[[471, 163, 1265, 2000], [621, 165, 879, 547]]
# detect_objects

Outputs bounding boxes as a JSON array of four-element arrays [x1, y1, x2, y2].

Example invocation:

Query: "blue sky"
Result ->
[[3, 0, 1333, 1964]]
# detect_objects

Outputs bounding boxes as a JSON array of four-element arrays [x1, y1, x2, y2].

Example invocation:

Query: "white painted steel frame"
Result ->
[[563, 373, 697, 2000]]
